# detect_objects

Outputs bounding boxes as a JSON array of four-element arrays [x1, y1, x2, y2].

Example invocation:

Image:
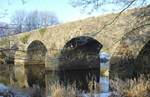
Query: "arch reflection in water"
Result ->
[[24, 66, 100, 95], [25, 65, 45, 87], [45, 69, 100, 96], [10, 64, 103, 96], [25, 65, 100, 90], [25, 40, 47, 87]]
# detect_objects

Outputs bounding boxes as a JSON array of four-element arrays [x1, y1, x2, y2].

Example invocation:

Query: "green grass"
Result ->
[[100, 67, 109, 75]]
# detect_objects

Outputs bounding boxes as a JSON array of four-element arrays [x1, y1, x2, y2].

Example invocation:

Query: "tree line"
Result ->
[[0, 9, 60, 37]]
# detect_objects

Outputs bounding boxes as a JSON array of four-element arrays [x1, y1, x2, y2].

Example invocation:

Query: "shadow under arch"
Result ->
[[25, 40, 47, 65], [135, 40, 150, 77], [59, 36, 103, 70], [25, 40, 47, 87], [57, 36, 103, 91]]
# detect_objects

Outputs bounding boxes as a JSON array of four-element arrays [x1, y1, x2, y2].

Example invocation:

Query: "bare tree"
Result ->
[[0, 0, 30, 35], [24, 10, 40, 31], [24, 10, 59, 32], [11, 10, 26, 34], [10, 9, 60, 32], [0, 22, 8, 37], [0, 22, 15, 37], [42, 11, 59, 27]]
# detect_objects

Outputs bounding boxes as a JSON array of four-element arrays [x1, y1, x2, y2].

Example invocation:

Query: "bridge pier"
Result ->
[[45, 49, 60, 71], [109, 42, 135, 79], [10, 47, 29, 88]]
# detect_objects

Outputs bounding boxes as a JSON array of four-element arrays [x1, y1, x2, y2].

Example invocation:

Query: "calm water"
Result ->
[[0, 61, 110, 96]]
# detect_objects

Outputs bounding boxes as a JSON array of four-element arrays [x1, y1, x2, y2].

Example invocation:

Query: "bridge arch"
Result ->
[[59, 36, 103, 70], [25, 40, 47, 87], [25, 40, 47, 65], [110, 31, 150, 79], [135, 40, 150, 77]]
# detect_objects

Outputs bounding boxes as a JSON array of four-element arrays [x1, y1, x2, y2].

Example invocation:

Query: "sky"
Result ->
[[0, 0, 149, 24], [0, 0, 103, 23]]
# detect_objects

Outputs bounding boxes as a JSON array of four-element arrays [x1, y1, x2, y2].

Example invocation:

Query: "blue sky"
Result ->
[[0, 0, 103, 23], [0, 0, 149, 23]]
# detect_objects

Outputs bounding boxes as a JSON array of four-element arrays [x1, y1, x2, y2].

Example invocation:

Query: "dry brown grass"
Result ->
[[88, 80, 100, 96], [110, 75, 150, 97], [49, 82, 77, 97], [47, 75, 101, 97], [86, 75, 101, 97]]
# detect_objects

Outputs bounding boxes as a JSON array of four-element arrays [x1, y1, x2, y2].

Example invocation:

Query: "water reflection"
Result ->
[[100, 76, 109, 93], [25, 65, 45, 87], [60, 69, 100, 90], [8, 62, 110, 95], [25, 66, 100, 90]]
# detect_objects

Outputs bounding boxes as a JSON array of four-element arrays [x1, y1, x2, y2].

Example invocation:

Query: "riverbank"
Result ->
[[1, 74, 150, 97], [0, 83, 113, 97]]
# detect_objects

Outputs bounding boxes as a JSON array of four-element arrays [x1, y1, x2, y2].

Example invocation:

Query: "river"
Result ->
[[0, 53, 110, 97]]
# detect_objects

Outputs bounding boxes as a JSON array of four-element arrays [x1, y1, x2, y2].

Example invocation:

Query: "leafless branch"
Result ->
[[90, 0, 136, 36]]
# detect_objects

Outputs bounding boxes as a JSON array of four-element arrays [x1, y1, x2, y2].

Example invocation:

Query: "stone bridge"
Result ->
[[7, 10, 127, 71], [1, 6, 150, 87]]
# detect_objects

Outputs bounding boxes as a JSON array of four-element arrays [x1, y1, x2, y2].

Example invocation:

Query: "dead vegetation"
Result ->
[[110, 75, 150, 97]]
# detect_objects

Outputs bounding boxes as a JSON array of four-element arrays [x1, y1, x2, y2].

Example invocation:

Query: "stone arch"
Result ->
[[59, 36, 103, 70], [25, 40, 47, 87], [25, 40, 47, 65], [135, 40, 150, 77]]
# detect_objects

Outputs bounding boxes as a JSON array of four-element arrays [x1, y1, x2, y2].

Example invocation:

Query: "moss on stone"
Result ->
[[0, 37, 9, 46], [39, 28, 46, 37], [20, 33, 31, 44]]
